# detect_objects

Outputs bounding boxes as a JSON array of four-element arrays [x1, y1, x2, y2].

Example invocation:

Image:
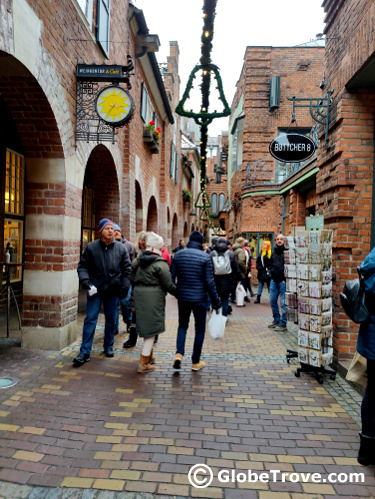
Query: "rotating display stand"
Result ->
[[286, 349, 336, 384]]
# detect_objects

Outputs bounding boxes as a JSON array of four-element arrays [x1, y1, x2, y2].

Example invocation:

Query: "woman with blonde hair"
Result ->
[[254, 240, 271, 304], [130, 232, 177, 373]]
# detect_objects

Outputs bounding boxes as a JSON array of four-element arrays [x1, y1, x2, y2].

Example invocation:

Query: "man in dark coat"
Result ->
[[74, 218, 131, 367], [172, 238, 186, 254], [268, 233, 287, 331], [171, 231, 221, 371]]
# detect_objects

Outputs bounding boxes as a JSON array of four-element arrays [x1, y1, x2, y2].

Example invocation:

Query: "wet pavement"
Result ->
[[0, 294, 373, 498]]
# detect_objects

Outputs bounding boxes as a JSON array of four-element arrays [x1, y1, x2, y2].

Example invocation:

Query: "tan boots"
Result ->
[[137, 354, 155, 374]]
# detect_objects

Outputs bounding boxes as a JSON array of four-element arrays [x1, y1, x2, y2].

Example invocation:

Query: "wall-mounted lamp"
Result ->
[[190, 208, 197, 217]]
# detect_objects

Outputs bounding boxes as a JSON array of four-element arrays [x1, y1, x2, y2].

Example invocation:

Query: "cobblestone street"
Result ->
[[0, 296, 373, 498]]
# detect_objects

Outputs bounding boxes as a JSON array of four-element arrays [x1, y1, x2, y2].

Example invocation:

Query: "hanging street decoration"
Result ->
[[175, 0, 231, 228]]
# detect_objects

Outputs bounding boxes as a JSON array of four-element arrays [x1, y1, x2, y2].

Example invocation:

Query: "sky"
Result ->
[[134, 0, 326, 136]]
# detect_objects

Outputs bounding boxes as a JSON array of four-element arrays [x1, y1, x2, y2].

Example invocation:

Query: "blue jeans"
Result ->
[[221, 296, 229, 317], [176, 300, 207, 364], [269, 280, 286, 326], [257, 280, 269, 296], [115, 285, 132, 330], [80, 293, 118, 354]]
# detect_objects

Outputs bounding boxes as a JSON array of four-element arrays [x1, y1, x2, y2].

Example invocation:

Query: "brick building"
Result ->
[[0, 1, 198, 349]]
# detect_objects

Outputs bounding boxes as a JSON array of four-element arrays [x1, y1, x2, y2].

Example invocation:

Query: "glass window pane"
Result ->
[[211, 194, 217, 214], [3, 219, 23, 282]]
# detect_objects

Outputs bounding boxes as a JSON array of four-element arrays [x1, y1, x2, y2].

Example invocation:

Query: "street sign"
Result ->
[[269, 133, 316, 162]]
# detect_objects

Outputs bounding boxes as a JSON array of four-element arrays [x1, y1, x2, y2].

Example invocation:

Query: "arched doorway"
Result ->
[[146, 196, 158, 232], [135, 181, 143, 234], [81, 146, 119, 253], [171, 213, 179, 248], [183, 221, 189, 239]]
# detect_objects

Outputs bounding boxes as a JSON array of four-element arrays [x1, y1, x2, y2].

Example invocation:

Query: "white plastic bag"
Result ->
[[208, 308, 227, 340], [236, 284, 246, 306]]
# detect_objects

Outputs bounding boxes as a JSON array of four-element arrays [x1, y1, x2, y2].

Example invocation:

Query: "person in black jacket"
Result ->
[[171, 231, 221, 371], [172, 238, 186, 254], [211, 238, 241, 316], [268, 233, 287, 331], [73, 218, 131, 367], [254, 240, 271, 304]]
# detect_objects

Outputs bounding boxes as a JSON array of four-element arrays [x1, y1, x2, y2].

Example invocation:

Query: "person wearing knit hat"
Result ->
[[74, 218, 131, 367], [254, 240, 272, 304], [130, 232, 177, 374], [171, 230, 221, 371]]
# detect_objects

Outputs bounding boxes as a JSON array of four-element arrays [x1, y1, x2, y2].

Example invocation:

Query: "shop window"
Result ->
[[97, 0, 110, 57], [3, 149, 24, 283], [174, 152, 179, 183], [81, 186, 95, 253], [241, 232, 274, 259], [282, 193, 290, 236], [211, 193, 218, 215]]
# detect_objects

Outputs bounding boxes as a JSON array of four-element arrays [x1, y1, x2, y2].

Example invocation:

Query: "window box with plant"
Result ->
[[143, 120, 161, 153], [182, 188, 193, 201]]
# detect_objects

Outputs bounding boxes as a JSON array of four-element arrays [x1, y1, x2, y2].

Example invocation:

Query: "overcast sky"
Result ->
[[134, 0, 326, 136]]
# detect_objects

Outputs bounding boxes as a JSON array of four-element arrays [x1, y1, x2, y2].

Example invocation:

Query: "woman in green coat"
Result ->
[[130, 232, 177, 373]]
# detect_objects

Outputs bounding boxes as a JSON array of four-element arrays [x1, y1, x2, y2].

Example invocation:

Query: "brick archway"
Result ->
[[146, 196, 158, 233], [135, 181, 143, 234], [171, 213, 179, 248]]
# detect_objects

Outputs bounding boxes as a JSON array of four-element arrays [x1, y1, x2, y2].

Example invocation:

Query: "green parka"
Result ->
[[130, 251, 177, 337], [232, 242, 247, 278]]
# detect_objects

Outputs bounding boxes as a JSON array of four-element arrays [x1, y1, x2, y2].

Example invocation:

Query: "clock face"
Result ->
[[96, 86, 134, 126]]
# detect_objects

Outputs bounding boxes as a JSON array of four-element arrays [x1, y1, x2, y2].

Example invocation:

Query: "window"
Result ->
[[77, 0, 94, 25], [170, 141, 175, 178], [211, 193, 218, 215], [3, 149, 24, 283], [231, 115, 244, 174], [241, 232, 274, 258], [141, 83, 148, 123], [282, 194, 290, 236], [97, 0, 111, 58], [218, 193, 225, 212], [174, 152, 179, 183]]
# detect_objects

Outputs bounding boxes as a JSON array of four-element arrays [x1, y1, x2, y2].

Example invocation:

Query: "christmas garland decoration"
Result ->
[[176, 0, 230, 226]]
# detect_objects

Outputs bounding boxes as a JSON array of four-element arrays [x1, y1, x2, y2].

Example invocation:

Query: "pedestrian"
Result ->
[[206, 235, 218, 255], [244, 241, 256, 300], [123, 231, 148, 349], [113, 223, 137, 334], [74, 218, 131, 367], [161, 246, 171, 267], [254, 240, 271, 304], [172, 238, 186, 254], [354, 247, 375, 466], [268, 233, 287, 332], [171, 230, 221, 371], [130, 232, 177, 374], [210, 237, 241, 316], [232, 237, 249, 303]]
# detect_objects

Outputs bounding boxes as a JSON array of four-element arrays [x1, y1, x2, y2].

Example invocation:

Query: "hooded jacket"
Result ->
[[212, 238, 241, 298], [171, 240, 219, 305], [269, 244, 286, 283], [357, 248, 375, 359], [130, 251, 177, 337], [78, 238, 131, 297], [232, 242, 247, 278]]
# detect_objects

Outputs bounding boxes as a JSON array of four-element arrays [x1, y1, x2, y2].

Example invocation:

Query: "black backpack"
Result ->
[[340, 267, 370, 324]]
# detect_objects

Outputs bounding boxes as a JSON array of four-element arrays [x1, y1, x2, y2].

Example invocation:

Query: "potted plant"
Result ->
[[143, 120, 161, 153], [182, 188, 193, 201]]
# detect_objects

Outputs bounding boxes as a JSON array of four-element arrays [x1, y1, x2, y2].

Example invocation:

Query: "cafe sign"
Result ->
[[269, 133, 316, 163]]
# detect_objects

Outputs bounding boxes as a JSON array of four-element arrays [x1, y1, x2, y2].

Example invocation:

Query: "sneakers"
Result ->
[[192, 361, 206, 371], [268, 321, 279, 329], [72, 353, 91, 367], [274, 325, 288, 332], [104, 347, 114, 357], [173, 353, 183, 369]]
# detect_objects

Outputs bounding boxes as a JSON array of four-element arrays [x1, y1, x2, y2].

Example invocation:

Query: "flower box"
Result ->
[[143, 129, 159, 154]]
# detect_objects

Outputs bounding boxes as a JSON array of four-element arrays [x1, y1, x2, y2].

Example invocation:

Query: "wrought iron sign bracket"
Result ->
[[287, 90, 334, 144], [76, 58, 135, 144]]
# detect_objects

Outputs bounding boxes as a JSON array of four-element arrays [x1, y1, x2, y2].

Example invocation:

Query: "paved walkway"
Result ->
[[0, 296, 373, 498]]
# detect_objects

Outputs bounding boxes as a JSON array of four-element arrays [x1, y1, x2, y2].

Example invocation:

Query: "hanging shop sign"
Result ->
[[269, 134, 316, 163]]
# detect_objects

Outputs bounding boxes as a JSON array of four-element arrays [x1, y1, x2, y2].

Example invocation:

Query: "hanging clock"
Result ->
[[96, 85, 134, 126]]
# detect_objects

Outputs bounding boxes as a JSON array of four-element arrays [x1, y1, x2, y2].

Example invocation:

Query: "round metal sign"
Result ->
[[269, 133, 316, 163]]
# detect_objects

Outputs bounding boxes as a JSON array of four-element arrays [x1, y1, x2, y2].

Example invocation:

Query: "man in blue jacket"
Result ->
[[74, 218, 131, 367], [171, 230, 221, 371]]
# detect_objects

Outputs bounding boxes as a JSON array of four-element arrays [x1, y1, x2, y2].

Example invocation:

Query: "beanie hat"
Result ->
[[146, 232, 164, 251], [113, 223, 121, 233], [189, 230, 204, 244], [99, 218, 114, 232]]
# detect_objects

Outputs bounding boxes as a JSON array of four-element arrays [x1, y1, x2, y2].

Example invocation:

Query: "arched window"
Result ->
[[218, 193, 225, 212], [211, 193, 217, 214]]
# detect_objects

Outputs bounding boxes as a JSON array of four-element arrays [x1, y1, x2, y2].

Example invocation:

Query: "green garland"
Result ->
[[175, 0, 231, 203]]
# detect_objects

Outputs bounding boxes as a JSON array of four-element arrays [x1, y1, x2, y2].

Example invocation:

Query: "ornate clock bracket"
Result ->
[[76, 57, 135, 144]]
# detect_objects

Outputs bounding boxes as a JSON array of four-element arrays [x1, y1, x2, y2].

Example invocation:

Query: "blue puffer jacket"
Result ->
[[171, 240, 219, 305], [357, 247, 375, 360]]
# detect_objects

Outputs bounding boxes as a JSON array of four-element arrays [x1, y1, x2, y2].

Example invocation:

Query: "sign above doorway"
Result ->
[[269, 133, 316, 163]]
